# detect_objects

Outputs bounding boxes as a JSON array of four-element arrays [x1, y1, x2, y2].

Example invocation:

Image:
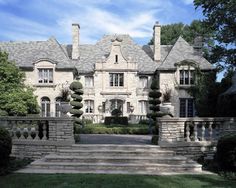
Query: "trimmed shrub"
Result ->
[[74, 134, 80, 143], [139, 119, 149, 125], [151, 135, 159, 145], [82, 118, 93, 125], [69, 80, 83, 127], [104, 117, 128, 125], [75, 124, 149, 135], [0, 110, 8, 116], [216, 134, 236, 172], [0, 127, 12, 167], [148, 74, 165, 125], [111, 109, 122, 117]]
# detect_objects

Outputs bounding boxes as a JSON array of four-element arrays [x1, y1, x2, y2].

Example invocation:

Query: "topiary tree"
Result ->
[[69, 77, 83, 127], [0, 127, 12, 167], [148, 72, 164, 124]]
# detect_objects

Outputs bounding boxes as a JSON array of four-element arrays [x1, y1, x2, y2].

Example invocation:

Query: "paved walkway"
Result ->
[[79, 134, 152, 145]]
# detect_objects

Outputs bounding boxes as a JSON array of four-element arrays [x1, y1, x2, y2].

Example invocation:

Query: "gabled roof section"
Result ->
[[158, 36, 214, 70], [70, 34, 157, 74], [0, 37, 72, 69]]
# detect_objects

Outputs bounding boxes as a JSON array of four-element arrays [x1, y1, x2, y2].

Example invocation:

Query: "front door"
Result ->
[[110, 99, 123, 115]]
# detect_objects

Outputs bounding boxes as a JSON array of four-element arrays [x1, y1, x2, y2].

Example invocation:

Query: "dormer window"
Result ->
[[179, 70, 194, 85], [115, 55, 118, 63], [38, 68, 53, 84]]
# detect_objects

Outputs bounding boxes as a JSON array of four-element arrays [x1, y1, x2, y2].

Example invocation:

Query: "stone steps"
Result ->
[[17, 144, 202, 175], [44, 154, 193, 165]]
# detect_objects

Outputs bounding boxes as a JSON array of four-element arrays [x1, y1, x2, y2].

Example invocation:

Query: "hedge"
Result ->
[[0, 127, 12, 167], [216, 133, 236, 172], [75, 124, 149, 135]]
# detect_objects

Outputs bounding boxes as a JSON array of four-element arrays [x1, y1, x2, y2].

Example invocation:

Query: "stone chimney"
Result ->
[[153, 21, 161, 62], [72, 23, 80, 59], [193, 36, 203, 55]]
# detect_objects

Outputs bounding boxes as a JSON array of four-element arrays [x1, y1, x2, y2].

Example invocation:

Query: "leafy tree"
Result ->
[[188, 70, 219, 116], [188, 68, 236, 117], [194, 0, 236, 69], [0, 51, 39, 116]]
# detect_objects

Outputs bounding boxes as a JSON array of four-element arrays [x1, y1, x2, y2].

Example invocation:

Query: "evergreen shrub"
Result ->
[[216, 134, 236, 172], [0, 127, 12, 167]]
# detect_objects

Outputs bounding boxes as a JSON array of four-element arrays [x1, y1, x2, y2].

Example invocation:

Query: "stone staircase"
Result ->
[[17, 144, 202, 175]]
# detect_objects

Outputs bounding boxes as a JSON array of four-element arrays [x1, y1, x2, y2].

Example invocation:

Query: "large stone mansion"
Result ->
[[0, 22, 213, 122]]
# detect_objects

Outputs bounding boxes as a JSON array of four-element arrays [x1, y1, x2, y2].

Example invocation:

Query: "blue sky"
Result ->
[[0, 0, 203, 45], [0, 0, 226, 81]]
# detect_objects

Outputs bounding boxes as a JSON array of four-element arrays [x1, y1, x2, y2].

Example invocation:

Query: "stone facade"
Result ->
[[0, 22, 214, 120]]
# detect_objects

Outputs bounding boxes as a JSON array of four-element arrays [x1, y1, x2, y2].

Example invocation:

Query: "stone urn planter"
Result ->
[[59, 102, 71, 117], [160, 102, 174, 116]]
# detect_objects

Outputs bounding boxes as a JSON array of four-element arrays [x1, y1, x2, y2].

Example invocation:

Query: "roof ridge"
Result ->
[[48, 37, 71, 60]]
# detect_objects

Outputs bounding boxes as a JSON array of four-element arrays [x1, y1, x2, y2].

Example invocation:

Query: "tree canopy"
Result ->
[[194, 0, 236, 69], [0, 51, 39, 116]]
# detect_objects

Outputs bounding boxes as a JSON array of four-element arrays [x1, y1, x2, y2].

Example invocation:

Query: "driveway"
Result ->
[[79, 134, 152, 145]]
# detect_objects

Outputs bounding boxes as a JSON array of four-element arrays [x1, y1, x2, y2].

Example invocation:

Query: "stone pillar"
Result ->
[[48, 118, 75, 144], [158, 118, 186, 144], [153, 21, 161, 62], [72, 23, 80, 59]]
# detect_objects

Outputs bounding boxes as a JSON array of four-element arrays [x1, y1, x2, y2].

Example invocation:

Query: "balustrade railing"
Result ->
[[129, 114, 147, 124], [158, 117, 236, 144], [185, 120, 224, 142], [1, 118, 48, 140], [0, 116, 74, 142], [82, 114, 103, 123]]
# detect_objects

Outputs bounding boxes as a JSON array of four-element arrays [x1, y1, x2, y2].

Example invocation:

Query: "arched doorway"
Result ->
[[110, 99, 123, 115]]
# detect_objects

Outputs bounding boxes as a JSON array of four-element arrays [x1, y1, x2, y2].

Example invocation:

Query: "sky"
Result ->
[[0, 0, 226, 81], [0, 0, 204, 45]]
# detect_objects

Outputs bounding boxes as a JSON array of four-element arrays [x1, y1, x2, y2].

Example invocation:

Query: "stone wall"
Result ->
[[0, 117, 74, 159], [158, 117, 236, 159]]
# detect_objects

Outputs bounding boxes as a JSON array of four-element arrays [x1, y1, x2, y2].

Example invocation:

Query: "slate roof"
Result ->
[[69, 34, 159, 74], [0, 37, 71, 69], [157, 36, 214, 70], [0, 34, 213, 74]]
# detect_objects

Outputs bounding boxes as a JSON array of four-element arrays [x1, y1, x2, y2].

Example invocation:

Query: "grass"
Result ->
[[0, 174, 236, 188], [0, 157, 32, 176]]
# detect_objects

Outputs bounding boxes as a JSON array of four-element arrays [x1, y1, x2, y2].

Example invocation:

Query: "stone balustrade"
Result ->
[[158, 117, 236, 159], [0, 116, 74, 159], [158, 117, 236, 144], [82, 114, 104, 123], [129, 114, 147, 124]]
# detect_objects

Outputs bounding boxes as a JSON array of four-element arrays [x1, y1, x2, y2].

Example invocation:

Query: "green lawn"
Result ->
[[0, 174, 235, 188]]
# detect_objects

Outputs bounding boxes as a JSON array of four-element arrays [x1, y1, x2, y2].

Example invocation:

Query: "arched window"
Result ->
[[55, 97, 62, 117], [84, 100, 94, 113], [41, 97, 50, 117]]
